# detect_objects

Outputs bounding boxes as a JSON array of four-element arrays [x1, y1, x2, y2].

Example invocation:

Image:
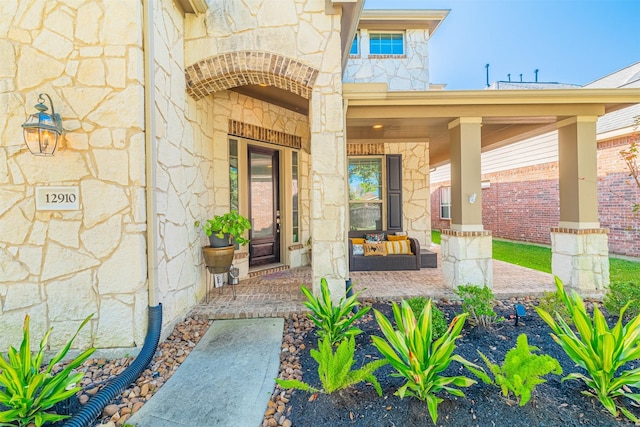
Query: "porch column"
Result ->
[[441, 117, 493, 289], [309, 89, 349, 299], [552, 116, 609, 293]]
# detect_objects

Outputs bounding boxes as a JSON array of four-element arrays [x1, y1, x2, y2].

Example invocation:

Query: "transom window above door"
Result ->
[[369, 32, 404, 55]]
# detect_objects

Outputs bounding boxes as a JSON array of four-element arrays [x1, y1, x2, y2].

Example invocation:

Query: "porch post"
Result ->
[[309, 89, 349, 299], [441, 117, 493, 289], [552, 116, 609, 293]]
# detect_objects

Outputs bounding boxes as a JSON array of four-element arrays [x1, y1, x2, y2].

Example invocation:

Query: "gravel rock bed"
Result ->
[[65, 317, 212, 427]]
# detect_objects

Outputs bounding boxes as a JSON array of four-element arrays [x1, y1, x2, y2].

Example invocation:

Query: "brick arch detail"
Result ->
[[185, 51, 319, 100]]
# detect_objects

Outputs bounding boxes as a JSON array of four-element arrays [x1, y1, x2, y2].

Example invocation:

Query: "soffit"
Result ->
[[344, 85, 640, 167], [358, 9, 449, 33]]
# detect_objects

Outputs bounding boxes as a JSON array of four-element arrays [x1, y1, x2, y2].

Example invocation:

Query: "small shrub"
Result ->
[[406, 297, 448, 340], [372, 300, 479, 425], [603, 281, 640, 320], [455, 285, 502, 328], [537, 276, 640, 423], [275, 336, 386, 396], [301, 278, 370, 346], [469, 334, 562, 406], [0, 314, 96, 427], [537, 290, 573, 325]]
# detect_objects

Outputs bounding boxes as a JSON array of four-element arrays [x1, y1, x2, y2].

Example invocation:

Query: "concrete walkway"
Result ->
[[127, 318, 284, 427]]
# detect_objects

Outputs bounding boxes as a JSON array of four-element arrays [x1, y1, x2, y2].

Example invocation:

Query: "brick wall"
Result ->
[[430, 135, 639, 257]]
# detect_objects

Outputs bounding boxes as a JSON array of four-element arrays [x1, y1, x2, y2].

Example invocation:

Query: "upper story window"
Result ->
[[369, 32, 404, 55], [350, 32, 359, 55]]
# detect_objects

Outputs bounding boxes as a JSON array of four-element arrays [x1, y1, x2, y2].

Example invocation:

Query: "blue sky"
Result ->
[[363, 0, 640, 89]]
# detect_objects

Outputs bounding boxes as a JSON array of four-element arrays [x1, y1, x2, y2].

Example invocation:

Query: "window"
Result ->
[[348, 157, 383, 230], [369, 32, 404, 55], [440, 187, 451, 220], [229, 139, 239, 212], [292, 151, 299, 243], [350, 32, 359, 55]]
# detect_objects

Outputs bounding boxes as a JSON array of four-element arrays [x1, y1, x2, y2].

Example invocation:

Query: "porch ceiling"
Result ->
[[343, 84, 640, 167]]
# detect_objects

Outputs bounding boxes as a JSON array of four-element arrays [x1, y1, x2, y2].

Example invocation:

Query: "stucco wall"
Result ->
[[0, 0, 148, 350]]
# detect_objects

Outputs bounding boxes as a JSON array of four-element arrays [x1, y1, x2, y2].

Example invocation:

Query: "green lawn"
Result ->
[[431, 230, 639, 283]]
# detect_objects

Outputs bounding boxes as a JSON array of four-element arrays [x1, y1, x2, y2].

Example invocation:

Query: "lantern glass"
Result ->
[[21, 93, 63, 156]]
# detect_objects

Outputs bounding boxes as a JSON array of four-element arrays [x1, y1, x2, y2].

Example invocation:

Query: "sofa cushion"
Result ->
[[385, 240, 413, 255], [352, 243, 364, 256], [351, 237, 365, 244], [364, 232, 385, 242], [363, 242, 387, 256], [387, 234, 408, 241]]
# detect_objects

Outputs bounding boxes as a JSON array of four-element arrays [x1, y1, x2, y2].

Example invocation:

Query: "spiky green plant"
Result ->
[[0, 314, 96, 427], [275, 336, 387, 396], [405, 297, 448, 341], [301, 278, 370, 345], [371, 300, 479, 425], [469, 334, 562, 406], [536, 276, 640, 423]]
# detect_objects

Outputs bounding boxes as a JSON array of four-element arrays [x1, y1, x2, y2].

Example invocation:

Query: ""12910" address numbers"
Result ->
[[35, 186, 80, 211]]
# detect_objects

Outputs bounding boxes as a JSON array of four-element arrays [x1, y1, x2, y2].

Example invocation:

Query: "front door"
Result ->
[[248, 146, 280, 266]]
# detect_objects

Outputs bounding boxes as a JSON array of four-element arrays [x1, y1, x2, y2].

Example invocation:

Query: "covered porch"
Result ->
[[191, 247, 556, 320]]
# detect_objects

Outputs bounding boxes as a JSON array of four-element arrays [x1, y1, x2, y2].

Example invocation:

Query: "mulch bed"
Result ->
[[281, 299, 639, 427]]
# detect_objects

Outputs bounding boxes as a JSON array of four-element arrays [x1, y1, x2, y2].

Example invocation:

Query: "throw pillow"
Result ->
[[388, 234, 408, 241], [352, 243, 364, 256], [364, 232, 385, 243], [351, 238, 365, 244], [385, 240, 413, 255], [363, 242, 387, 256]]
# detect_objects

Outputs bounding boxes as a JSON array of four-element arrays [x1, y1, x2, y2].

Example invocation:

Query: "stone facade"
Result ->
[[344, 28, 431, 90], [0, 0, 345, 351], [440, 230, 493, 289], [551, 228, 610, 293], [1, 0, 148, 350]]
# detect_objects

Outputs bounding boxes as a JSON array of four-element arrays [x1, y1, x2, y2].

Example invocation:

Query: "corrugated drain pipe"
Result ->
[[62, 305, 162, 427], [64, 1, 162, 426]]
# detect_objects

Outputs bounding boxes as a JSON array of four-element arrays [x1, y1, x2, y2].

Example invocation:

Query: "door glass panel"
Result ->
[[250, 152, 274, 239], [229, 139, 238, 212]]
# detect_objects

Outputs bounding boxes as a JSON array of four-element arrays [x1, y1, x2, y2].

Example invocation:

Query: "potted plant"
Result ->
[[195, 210, 251, 274], [196, 210, 251, 248]]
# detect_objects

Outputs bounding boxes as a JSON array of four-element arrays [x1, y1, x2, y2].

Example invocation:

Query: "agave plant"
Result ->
[[536, 276, 640, 423], [0, 314, 96, 427], [371, 299, 479, 424]]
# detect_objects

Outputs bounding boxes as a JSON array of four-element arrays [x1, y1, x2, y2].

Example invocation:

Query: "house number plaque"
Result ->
[[35, 186, 80, 211]]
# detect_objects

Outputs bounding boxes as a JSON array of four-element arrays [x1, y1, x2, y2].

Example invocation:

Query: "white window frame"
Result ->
[[440, 187, 451, 220], [369, 31, 405, 55]]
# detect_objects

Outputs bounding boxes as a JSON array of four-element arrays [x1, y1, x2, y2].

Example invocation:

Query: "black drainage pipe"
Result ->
[[63, 304, 162, 427]]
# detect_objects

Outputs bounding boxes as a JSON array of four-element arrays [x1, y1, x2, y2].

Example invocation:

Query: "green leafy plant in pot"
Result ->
[[196, 211, 251, 274], [196, 210, 251, 248]]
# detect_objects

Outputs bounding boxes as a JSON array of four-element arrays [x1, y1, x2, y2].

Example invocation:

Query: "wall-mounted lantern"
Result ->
[[21, 93, 63, 156]]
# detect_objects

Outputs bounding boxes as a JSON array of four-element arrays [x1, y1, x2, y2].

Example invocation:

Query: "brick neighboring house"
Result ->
[[431, 62, 640, 258]]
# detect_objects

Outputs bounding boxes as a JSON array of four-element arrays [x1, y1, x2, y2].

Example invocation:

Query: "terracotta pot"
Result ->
[[202, 246, 235, 274]]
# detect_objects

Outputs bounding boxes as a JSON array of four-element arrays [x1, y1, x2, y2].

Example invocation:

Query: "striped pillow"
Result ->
[[385, 240, 413, 255]]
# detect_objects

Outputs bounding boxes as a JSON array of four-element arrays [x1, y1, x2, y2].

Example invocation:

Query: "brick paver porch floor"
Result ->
[[191, 248, 556, 320]]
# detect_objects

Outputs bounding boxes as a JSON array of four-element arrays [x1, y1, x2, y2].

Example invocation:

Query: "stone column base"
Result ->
[[441, 229, 493, 289], [551, 227, 609, 293]]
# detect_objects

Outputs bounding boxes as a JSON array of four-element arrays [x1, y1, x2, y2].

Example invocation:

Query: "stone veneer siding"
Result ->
[[343, 28, 431, 90], [430, 135, 639, 257], [1, 0, 149, 350]]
